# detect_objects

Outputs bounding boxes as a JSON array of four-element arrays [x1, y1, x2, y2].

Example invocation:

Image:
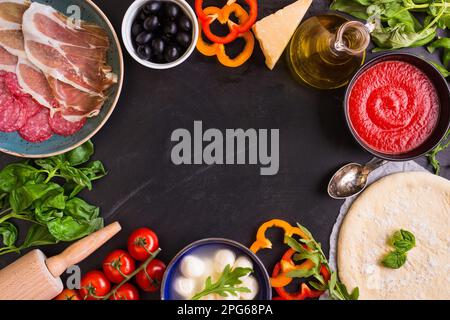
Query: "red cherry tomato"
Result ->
[[109, 283, 140, 300], [136, 259, 166, 292], [103, 249, 136, 283], [54, 289, 81, 300], [79, 270, 111, 300], [127, 228, 159, 261]]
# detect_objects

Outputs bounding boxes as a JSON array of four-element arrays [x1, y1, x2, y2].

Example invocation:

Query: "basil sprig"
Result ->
[[381, 229, 416, 269], [0, 141, 107, 256]]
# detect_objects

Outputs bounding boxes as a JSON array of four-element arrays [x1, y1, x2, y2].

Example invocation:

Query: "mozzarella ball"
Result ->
[[200, 293, 218, 300], [239, 276, 259, 300], [173, 277, 196, 299], [213, 249, 236, 274], [219, 292, 240, 300], [233, 256, 253, 271], [180, 255, 205, 278]]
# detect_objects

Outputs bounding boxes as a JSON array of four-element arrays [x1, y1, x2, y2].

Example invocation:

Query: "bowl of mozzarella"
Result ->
[[161, 238, 272, 300]]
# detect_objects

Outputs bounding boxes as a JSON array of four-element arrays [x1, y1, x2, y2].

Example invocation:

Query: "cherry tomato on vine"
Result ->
[[103, 249, 136, 283], [127, 228, 159, 261], [79, 270, 111, 300], [109, 283, 140, 300], [54, 289, 81, 300], [136, 259, 166, 292]]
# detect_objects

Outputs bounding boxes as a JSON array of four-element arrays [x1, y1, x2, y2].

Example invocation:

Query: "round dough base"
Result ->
[[338, 172, 450, 300]]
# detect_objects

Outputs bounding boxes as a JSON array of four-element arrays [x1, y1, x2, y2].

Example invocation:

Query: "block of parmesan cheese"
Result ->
[[252, 0, 313, 70]]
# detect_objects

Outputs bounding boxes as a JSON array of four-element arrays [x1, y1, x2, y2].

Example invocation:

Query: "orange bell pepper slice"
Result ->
[[250, 219, 314, 288], [196, 4, 254, 68]]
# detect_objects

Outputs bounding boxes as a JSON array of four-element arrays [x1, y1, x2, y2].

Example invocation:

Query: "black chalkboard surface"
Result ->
[[0, 0, 448, 300]]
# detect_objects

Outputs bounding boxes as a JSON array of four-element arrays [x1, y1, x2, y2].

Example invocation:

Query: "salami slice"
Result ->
[[49, 111, 86, 136], [18, 95, 42, 119], [4, 72, 23, 97], [19, 108, 53, 143], [0, 95, 22, 132]]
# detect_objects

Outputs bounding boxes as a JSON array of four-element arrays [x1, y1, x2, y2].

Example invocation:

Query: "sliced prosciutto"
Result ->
[[19, 107, 53, 143], [0, 0, 28, 58], [16, 58, 56, 110], [0, 45, 17, 72], [22, 2, 117, 95]]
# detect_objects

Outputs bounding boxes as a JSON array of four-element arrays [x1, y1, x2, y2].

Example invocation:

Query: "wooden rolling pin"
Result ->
[[0, 222, 121, 300]]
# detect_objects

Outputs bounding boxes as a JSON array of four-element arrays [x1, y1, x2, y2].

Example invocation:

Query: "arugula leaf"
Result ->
[[191, 265, 252, 300], [284, 223, 359, 300], [427, 129, 450, 174]]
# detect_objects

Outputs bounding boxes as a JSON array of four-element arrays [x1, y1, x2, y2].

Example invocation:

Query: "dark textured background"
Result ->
[[0, 0, 449, 299]]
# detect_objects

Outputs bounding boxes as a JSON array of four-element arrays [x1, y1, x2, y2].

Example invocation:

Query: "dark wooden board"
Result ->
[[0, 0, 448, 299]]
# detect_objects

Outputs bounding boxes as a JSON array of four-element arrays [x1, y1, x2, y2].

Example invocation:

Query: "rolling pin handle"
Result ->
[[46, 222, 121, 278]]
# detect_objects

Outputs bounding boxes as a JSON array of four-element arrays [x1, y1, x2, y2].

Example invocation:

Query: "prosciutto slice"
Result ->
[[0, 0, 28, 58], [0, 45, 17, 72], [22, 2, 117, 95]]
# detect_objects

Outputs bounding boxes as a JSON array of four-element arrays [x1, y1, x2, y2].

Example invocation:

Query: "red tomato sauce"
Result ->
[[348, 61, 440, 155]]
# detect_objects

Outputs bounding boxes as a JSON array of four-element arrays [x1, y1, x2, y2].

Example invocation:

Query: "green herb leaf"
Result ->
[[64, 140, 94, 166], [0, 222, 18, 247], [191, 265, 252, 300], [381, 250, 407, 269], [22, 224, 58, 248], [391, 229, 416, 252]]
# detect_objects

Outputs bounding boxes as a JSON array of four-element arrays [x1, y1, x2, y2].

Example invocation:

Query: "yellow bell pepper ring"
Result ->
[[249, 219, 310, 253]]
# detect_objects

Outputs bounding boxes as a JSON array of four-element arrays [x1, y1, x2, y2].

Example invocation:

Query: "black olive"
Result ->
[[151, 38, 165, 55], [178, 15, 192, 32], [164, 44, 180, 62], [137, 45, 152, 60], [135, 31, 153, 45], [143, 15, 159, 31], [163, 21, 177, 37], [131, 22, 143, 37], [164, 3, 179, 20], [145, 1, 162, 14], [152, 54, 165, 63], [175, 32, 191, 48], [139, 9, 148, 21]]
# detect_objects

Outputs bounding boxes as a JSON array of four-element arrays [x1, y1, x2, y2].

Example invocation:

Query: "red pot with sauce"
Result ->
[[345, 53, 450, 161]]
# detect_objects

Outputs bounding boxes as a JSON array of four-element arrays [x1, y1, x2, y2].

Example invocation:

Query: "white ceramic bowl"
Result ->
[[122, 0, 198, 69]]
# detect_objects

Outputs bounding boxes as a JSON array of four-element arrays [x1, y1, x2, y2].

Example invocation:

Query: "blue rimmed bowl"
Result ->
[[161, 238, 272, 300], [0, 0, 124, 158]]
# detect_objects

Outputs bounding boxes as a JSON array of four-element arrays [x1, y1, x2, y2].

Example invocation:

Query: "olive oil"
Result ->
[[287, 14, 370, 90]]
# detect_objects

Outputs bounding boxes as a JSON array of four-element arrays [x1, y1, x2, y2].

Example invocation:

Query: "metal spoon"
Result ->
[[328, 158, 388, 199]]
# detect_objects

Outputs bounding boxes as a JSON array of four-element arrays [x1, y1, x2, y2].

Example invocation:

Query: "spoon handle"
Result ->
[[363, 158, 388, 174]]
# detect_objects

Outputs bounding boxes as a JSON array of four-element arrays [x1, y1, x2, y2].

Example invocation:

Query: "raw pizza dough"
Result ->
[[338, 172, 450, 300]]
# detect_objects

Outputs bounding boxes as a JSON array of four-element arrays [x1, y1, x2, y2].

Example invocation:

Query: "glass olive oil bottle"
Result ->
[[287, 14, 371, 90]]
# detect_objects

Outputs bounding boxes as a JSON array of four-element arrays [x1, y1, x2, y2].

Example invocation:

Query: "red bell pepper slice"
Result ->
[[194, 0, 258, 44]]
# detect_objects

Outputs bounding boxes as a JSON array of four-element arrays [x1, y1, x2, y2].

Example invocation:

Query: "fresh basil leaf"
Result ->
[[428, 37, 450, 53], [64, 141, 94, 166], [330, 0, 370, 20], [381, 250, 407, 269], [9, 183, 62, 213], [64, 198, 100, 221], [0, 164, 40, 193], [22, 224, 58, 248], [391, 229, 416, 252], [60, 166, 92, 190], [47, 216, 103, 241], [0, 222, 18, 247]]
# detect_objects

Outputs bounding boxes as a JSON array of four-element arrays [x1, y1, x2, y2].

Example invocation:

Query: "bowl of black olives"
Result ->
[[122, 0, 198, 69]]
